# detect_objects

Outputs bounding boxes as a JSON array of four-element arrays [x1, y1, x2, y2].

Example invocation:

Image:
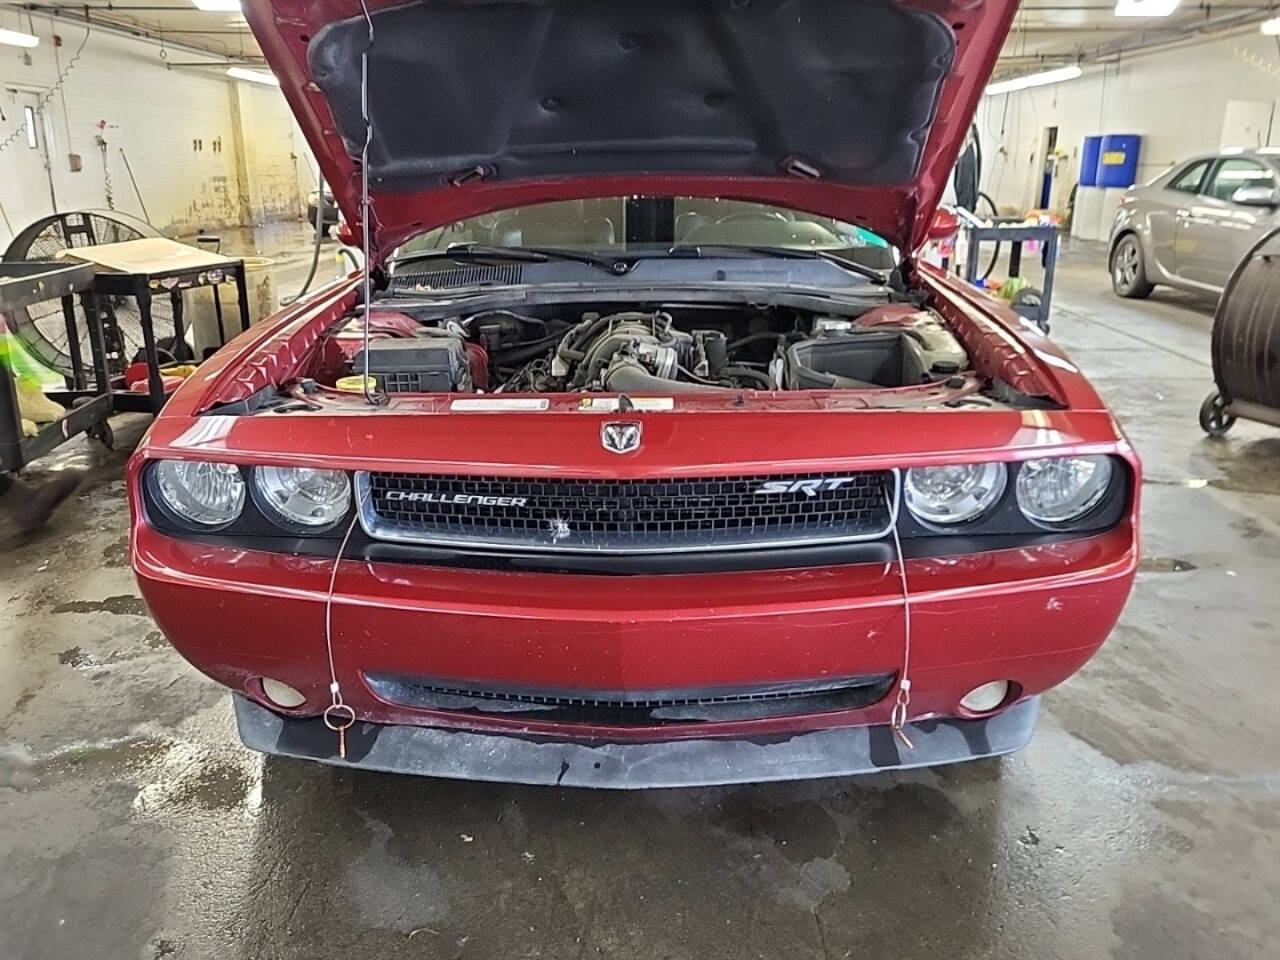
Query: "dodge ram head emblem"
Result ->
[[601, 421, 642, 454]]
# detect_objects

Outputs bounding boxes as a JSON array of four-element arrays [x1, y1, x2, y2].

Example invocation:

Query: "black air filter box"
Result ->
[[352, 335, 472, 393], [785, 332, 928, 389]]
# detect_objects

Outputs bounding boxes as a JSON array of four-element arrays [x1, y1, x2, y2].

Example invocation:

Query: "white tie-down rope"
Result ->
[[887, 473, 914, 749], [322, 489, 367, 753]]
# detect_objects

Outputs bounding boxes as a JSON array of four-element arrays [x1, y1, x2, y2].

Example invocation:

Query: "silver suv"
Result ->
[[1109, 149, 1280, 298]]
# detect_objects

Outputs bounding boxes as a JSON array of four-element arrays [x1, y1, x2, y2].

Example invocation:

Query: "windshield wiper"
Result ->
[[390, 242, 631, 275], [666, 244, 888, 284]]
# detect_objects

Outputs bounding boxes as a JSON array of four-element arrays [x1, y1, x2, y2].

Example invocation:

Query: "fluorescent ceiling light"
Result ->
[[1262, 17, 1280, 35], [985, 65, 1083, 97], [226, 67, 279, 86], [0, 27, 40, 48], [1114, 0, 1180, 17], [191, 0, 242, 10]]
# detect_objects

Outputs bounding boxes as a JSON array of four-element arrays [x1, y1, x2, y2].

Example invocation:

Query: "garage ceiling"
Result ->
[[5, 1, 1280, 76], [3, 1, 258, 62], [996, 1, 1280, 76]]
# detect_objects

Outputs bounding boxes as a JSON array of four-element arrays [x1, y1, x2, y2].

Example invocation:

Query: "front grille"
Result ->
[[364, 673, 897, 725], [356, 470, 895, 554]]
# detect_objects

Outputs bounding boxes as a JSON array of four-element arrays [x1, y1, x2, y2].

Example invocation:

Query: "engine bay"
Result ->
[[312, 299, 981, 399]]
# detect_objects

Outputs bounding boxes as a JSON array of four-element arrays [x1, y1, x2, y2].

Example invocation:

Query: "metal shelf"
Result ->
[[1, 262, 112, 471]]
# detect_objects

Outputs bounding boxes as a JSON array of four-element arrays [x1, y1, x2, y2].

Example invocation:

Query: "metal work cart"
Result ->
[[74, 239, 252, 414], [961, 222, 1059, 333], [1, 262, 113, 470]]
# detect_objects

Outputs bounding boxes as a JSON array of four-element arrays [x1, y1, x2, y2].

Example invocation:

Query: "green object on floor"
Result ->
[[997, 275, 1029, 302], [0, 332, 63, 390]]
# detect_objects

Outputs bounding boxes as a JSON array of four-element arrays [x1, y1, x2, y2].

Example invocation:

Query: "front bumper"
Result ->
[[234, 692, 1040, 788], [135, 519, 1135, 751]]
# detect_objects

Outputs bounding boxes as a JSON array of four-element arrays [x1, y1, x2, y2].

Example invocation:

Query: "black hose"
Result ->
[[721, 365, 774, 389], [726, 330, 803, 353], [491, 334, 562, 365], [282, 183, 327, 306], [606, 360, 775, 393], [604, 361, 724, 394], [972, 123, 983, 195], [976, 191, 1001, 282], [338, 247, 360, 272], [464, 309, 550, 329], [952, 123, 981, 213]]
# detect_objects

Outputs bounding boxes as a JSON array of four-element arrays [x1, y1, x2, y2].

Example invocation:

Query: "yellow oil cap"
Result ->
[[335, 374, 379, 393]]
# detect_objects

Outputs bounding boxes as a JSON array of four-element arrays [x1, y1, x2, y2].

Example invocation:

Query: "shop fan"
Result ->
[[2, 210, 177, 378]]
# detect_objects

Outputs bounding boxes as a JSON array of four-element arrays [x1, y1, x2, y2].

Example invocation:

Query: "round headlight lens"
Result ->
[[1015, 455, 1113, 523], [254, 466, 351, 528], [153, 460, 245, 527], [903, 462, 1007, 525]]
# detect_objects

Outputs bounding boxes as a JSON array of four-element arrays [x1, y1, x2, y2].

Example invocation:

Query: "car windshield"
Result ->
[[394, 197, 897, 271]]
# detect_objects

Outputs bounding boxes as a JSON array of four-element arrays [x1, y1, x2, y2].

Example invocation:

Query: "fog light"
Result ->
[[959, 680, 1010, 713], [261, 677, 306, 709]]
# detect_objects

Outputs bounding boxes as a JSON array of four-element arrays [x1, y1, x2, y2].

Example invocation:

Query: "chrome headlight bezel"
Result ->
[[146, 459, 246, 531], [903, 461, 1009, 527], [251, 465, 352, 531]]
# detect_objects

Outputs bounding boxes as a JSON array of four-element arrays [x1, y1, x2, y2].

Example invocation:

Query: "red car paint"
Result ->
[[126, 250, 1140, 767], [133, 521, 1134, 743], [130, 353, 1140, 743], [127, 0, 1140, 780]]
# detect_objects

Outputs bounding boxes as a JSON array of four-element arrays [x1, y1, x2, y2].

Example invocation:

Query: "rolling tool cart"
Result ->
[[0, 261, 113, 469], [961, 221, 1059, 334], [66, 238, 252, 415], [1201, 226, 1280, 437]]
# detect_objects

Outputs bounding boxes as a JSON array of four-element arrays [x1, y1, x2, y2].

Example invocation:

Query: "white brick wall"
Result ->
[[975, 32, 1280, 215], [0, 17, 317, 249], [233, 81, 312, 223]]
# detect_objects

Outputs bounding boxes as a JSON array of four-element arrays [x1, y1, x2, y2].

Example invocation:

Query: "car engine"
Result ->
[[319, 302, 972, 396]]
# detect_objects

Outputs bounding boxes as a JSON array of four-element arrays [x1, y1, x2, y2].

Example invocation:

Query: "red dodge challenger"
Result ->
[[129, 0, 1139, 787]]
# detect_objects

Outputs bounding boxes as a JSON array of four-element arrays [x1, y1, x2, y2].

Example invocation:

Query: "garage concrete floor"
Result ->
[[2, 237, 1277, 960]]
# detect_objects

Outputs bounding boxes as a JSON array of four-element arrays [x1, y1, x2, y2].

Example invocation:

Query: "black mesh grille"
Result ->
[[390, 264, 523, 293], [364, 673, 897, 725], [359, 470, 894, 553]]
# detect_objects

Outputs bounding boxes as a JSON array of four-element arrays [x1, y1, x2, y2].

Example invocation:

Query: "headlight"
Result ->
[[306, 190, 319, 206], [903, 462, 1007, 525], [152, 460, 245, 527], [1015, 456, 1113, 524], [254, 466, 351, 528]]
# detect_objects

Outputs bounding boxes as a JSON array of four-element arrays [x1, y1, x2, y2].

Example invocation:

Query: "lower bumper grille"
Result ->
[[364, 673, 897, 726], [356, 470, 895, 554]]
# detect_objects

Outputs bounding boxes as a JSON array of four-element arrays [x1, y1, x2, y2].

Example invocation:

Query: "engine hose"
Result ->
[[282, 183, 328, 306], [492, 335, 563, 365], [726, 330, 803, 353], [721, 365, 775, 389], [604, 360, 725, 394], [561, 315, 615, 355]]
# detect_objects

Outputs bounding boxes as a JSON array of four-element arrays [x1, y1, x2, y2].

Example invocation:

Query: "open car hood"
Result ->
[[244, 0, 1018, 259]]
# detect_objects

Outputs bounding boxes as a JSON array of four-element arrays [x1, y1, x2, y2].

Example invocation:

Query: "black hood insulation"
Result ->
[[309, 0, 955, 192]]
